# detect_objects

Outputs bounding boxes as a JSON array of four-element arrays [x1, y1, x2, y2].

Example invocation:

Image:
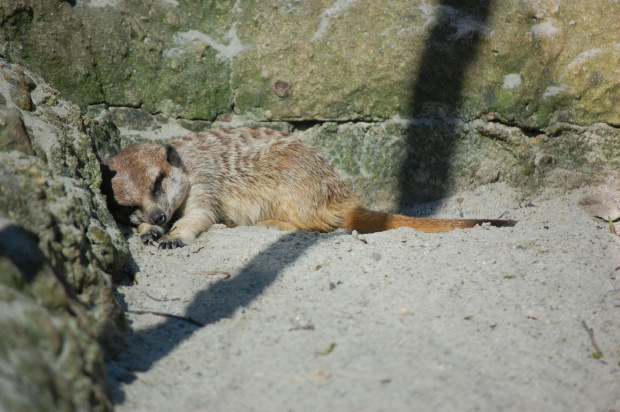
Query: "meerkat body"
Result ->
[[101, 127, 514, 248]]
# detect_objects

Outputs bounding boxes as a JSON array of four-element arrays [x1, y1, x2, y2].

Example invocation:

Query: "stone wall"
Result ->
[[2, 0, 619, 206], [2, 0, 618, 206], [2, 0, 619, 124]]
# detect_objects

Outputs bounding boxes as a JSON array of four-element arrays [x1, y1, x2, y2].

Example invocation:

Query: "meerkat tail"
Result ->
[[340, 206, 516, 234]]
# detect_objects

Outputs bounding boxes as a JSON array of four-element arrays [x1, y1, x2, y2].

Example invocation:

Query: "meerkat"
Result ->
[[100, 127, 515, 249]]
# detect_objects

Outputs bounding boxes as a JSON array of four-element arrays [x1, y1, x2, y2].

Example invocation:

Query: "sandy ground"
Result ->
[[106, 183, 620, 411]]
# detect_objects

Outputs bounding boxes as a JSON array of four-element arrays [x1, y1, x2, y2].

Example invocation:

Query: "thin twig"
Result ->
[[127, 309, 205, 327], [194, 270, 232, 279], [497, 210, 511, 219], [581, 320, 603, 358], [289, 325, 315, 332], [146, 293, 179, 302]]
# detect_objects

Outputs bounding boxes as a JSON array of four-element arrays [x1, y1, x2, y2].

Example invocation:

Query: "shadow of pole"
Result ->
[[110, 231, 336, 402], [399, 0, 494, 208]]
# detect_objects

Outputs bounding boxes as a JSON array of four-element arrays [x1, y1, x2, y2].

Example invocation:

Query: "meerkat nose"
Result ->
[[149, 211, 167, 225]]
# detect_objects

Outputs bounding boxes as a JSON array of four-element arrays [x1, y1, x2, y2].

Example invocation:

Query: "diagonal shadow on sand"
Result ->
[[109, 231, 343, 403]]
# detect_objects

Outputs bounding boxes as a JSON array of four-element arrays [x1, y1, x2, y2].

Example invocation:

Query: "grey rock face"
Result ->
[[0, 59, 129, 345], [0, 220, 112, 412], [0, 58, 129, 410]]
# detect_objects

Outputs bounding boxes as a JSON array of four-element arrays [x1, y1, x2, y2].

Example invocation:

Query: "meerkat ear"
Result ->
[[164, 144, 184, 168]]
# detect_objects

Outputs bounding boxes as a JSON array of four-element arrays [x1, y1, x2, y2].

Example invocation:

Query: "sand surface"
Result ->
[[106, 183, 620, 411]]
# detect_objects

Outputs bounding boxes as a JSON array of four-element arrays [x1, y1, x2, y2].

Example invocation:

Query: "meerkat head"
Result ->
[[101, 142, 189, 228]]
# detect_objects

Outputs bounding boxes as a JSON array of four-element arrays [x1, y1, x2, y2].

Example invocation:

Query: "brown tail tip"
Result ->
[[426, 218, 518, 232], [483, 219, 518, 228]]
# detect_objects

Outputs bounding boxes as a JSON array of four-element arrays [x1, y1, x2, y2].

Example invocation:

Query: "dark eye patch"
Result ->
[[153, 173, 164, 197]]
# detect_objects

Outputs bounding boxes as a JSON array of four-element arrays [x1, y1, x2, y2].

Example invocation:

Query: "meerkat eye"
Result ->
[[153, 173, 164, 197]]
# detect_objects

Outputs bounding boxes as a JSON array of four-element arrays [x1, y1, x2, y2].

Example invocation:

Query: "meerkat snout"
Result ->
[[149, 210, 167, 226]]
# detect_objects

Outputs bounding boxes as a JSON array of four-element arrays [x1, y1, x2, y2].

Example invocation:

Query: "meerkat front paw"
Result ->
[[158, 237, 186, 249], [137, 223, 166, 244], [157, 230, 196, 249]]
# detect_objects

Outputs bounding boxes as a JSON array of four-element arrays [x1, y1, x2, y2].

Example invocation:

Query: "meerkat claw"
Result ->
[[158, 238, 185, 249], [139, 227, 165, 244]]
